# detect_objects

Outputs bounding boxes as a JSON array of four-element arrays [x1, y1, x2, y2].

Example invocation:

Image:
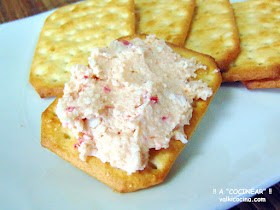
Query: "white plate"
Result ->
[[0, 1, 280, 209]]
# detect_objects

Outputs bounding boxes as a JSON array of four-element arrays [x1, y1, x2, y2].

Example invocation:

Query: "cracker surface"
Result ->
[[29, 0, 135, 98], [41, 34, 222, 193], [222, 0, 280, 82], [184, 0, 240, 70], [135, 0, 195, 46]]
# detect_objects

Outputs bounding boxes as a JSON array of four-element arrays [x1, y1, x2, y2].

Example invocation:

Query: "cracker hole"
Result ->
[[85, 36, 91, 41], [109, 7, 117, 13], [77, 25, 85, 30], [225, 42, 234, 47], [58, 21, 66, 26], [73, 13, 81, 19], [121, 13, 129, 18], [64, 57, 71, 63], [50, 55, 57, 61], [119, 0, 128, 4], [108, 25, 117, 30], [55, 37, 62, 42], [50, 15, 56, 21], [44, 31, 52, 36], [67, 30, 76, 35], [211, 34, 219, 39], [69, 50, 77, 56], [223, 24, 231, 29], [96, 13, 104, 18], [76, 38, 83, 43], [85, 1, 94, 6], [39, 49, 47, 54], [86, 23, 93, 28], [223, 32, 232, 39], [148, 161, 158, 170], [262, 10, 270, 14], [64, 134, 71, 139], [208, 19, 216, 24]]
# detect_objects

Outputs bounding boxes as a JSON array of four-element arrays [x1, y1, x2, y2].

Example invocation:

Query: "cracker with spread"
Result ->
[[41, 35, 222, 192]]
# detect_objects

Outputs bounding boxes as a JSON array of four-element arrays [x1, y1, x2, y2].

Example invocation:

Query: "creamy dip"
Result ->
[[56, 35, 213, 174]]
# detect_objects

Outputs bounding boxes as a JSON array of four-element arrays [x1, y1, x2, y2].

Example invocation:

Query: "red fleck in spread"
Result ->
[[103, 85, 111, 93], [150, 96, 158, 104], [56, 35, 212, 175], [66, 107, 75, 112], [121, 40, 130, 45], [74, 143, 79, 149]]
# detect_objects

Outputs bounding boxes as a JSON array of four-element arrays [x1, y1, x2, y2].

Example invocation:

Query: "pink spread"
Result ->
[[56, 35, 213, 174]]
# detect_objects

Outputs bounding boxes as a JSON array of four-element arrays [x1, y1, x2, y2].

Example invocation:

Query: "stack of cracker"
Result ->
[[222, 0, 280, 89], [31, 0, 279, 193], [30, 0, 280, 99]]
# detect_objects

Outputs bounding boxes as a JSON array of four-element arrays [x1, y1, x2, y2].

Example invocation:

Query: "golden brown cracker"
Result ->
[[135, 0, 195, 46], [30, 0, 135, 98], [222, 0, 280, 82], [243, 77, 280, 90], [185, 0, 240, 70], [41, 34, 222, 193]]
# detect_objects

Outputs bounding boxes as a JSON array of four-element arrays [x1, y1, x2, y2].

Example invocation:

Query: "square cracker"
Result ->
[[222, 0, 280, 82], [41, 34, 222, 193], [29, 0, 135, 98], [135, 0, 195, 46], [242, 77, 280, 90], [184, 0, 240, 70]]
